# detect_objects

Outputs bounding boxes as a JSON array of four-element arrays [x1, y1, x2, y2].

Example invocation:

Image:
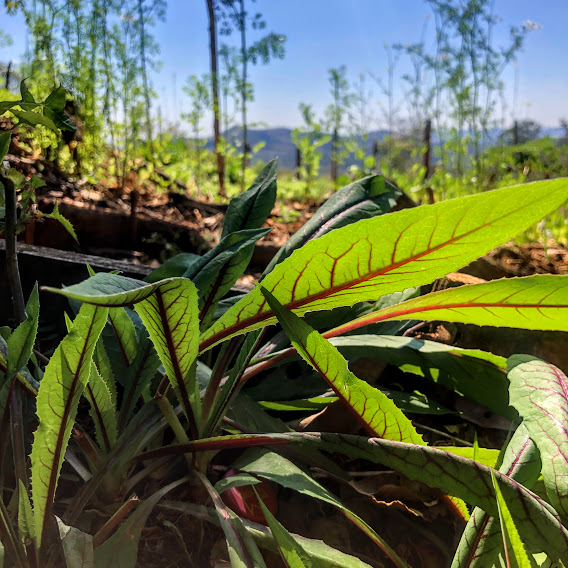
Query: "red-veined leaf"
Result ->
[[261, 288, 424, 444], [508, 356, 568, 518], [200, 180, 568, 352]]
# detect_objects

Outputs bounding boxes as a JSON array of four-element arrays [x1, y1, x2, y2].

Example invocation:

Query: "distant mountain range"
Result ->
[[205, 126, 565, 172]]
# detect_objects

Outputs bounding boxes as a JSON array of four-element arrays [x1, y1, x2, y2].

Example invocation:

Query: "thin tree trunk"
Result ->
[[331, 127, 338, 188], [239, 0, 247, 191], [207, 0, 226, 197], [4, 61, 11, 90], [423, 118, 432, 181], [137, 0, 154, 157]]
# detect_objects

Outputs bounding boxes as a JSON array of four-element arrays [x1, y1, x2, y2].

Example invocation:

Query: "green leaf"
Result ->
[[261, 288, 424, 444], [144, 433, 568, 564], [56, 516, 94, 568], [133, 279, 201, 433], [201, 179, 568, 352], [94, 477, 187, 568], [20, 80, 34, 103], [253, 488, 313, 568], [7, 283, 39, 376], [333, 275, 568, 334], [45, 273, 185, 308], [40, 202, 78, 242], [492, 471, 534, 568], [221, 158, 278, 237], [263, 174, 402, 274], [10, 109, 58, 133], [17, 480, 35, 540], [197, 472, 260, 568], [508, 357, 568, 517], [93, 339, 117, 410], [106, 307, 138, 370], [452, 425, 542, 568], [328, 334, 513, 420], [84, 363, 117, 452], [235, 449, 409, 568], [30, 303, 108, 548], [43, 87, 67, 112], [0, 131, 10, 163], [160, 500, 375, 568], [186, 228, 271, 326], [144, 253, 201, 283]]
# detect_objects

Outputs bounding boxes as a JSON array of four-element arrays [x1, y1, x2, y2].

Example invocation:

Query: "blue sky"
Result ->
[[1, 0, 567, 130]]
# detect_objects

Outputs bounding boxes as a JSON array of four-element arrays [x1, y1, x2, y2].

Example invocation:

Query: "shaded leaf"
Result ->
[[222, 158, 278, 237], [142, 433, 568, 564], [56, 517, 94, 568], [10, 109, 58, 133], [7, 283, 39, 376], [43, 87, 67, 113], [39, 202, 78, 242], [508, 356, 568, 517], [452, 424, 541, 567], [254, 488, 313, 567], [94, 477, 187, 568], [264, 174, 401, 274], [84, 363, 117, 452], [201, 180, 568, 352], [144, 253, 200, 283], [0, 131, 10, 163]]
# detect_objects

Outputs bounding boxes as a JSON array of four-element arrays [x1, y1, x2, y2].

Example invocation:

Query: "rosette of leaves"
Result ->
[[2, 159, 568, 567]]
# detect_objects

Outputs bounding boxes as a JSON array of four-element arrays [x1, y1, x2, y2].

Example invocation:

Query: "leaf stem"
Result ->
[[92, 494, 140, 548]]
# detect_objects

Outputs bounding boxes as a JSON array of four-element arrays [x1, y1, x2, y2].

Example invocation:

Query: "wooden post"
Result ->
[[5, 61, 12, 90], [422, 118, 432, 181], [330, 128, 338, 187], [295, 147, 301, 180]]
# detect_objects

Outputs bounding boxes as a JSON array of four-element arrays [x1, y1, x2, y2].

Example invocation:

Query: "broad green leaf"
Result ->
[[7, 283, 39, 376], [491, 471, 534, 568], [508, 356, 568, 517], [201, 180, 568, 352], [84, 363, 117, 452], [43, 105, 77, 132], [235, 449, 409, 568], [185, 228, 271, 326], [328, 335, 513, 420], [20, 80, 34, 103], [222, 158, 278, 237], [45, 273, 186, 308], [0, 131, 10, 162], [134, 279, 201, 432], [159, 500, 375, 568], [144, 253, 201, 283], [45, 275, 201, 430], [261, 288, 425, 444], [197, 472, 260, 568], [94, 477, 187, 568], [452, 424, 542, 568], [31, 303, 108, 548], [264, 174, 402, 274], [10, 109, 58, 133], [56, 517, 94, 568], [254, 488, 313, 568], [43, 87, 67, 112], [145, 432, 568, 564], [332, 275, 568, 334]]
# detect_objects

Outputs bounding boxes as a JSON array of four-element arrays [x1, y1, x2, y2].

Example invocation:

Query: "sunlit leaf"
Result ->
[[261, 288, 424, 444], [31, 303, 108, 548], [330, 275, 568, 335], [201, 180, 568, 352]]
